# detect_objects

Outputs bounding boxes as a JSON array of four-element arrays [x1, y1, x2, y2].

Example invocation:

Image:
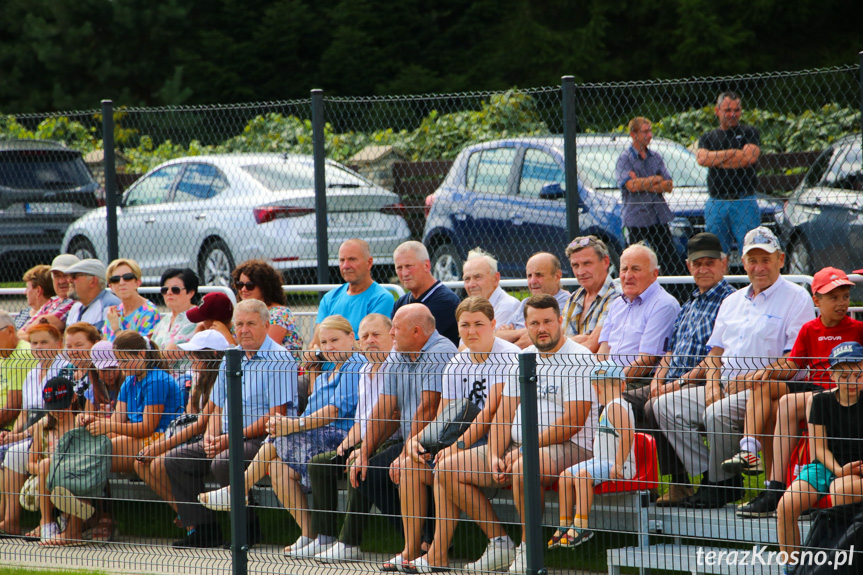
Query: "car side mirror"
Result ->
[[538, 182, 566, 200]]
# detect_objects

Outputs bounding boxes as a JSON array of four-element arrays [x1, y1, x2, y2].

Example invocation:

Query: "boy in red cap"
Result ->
[[726, 267, 863, 518]]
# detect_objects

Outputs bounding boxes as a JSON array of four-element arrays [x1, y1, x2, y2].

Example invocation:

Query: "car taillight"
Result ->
[[95, 186, 106, 207], [423, 194, 435, 218], [380, 203, 407, 218], [253, 206, 315, 224]]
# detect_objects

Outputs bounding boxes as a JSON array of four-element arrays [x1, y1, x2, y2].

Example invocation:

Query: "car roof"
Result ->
[[158, 153, 317, 167], [0, 139, 74, 151], [462, 133, 679, 151]]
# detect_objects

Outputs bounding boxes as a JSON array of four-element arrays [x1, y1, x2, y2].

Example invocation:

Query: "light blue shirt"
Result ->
[[316, 282, 395, 334], [211, 336, 298, 431], [304, 353, 366, 432], [117, 369, 184, 433]]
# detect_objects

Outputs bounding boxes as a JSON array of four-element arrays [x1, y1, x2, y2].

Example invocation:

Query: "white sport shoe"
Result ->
[[464, 538, 517, 572], [315, 541, 363, 563], [507, 544, 525, 574], [284, 535, 315, 556], [198, 486, 248, 512], [294, 538, 336, 558]]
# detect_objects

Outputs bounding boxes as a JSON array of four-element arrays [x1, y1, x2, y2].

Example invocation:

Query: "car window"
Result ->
[[241, 161, 371, 191], [466, 148, 516, 195], [125, 165, 182, 206], [576, 142, 707, 191], [821, 143, 862, 191], [653, 144, 707, 187], [175, 163, 228, 202], [0, 150, 94, 190], [519, 149, 564, 197]]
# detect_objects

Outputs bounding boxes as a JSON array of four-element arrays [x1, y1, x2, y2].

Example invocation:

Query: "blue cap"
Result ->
[[590, 359, 625, 382], [828, 341, 863, 367]]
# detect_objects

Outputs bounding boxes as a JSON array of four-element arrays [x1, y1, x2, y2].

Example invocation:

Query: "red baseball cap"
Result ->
[[811, 267, 855, 295], [186, 292, 234, 324]]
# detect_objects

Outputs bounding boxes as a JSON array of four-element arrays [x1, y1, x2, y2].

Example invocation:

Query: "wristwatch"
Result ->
[[456, 440, 467, 450]]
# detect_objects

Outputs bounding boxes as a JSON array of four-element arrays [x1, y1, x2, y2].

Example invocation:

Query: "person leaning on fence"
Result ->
[[133, 330, 229, 526], [305, 313, 398, 563], [462, 248, 522, 329], [496, 252, 571, 349], [656, 226, 814, 509], [350, 304, 458, 571], [775, 342, 863, 575], [0, 310, 36, 431], [561, 235, 621, 353], [729, 267, 863, 519], [696, 91, 762, 254], [391, 241, 461, 347], [64, 258, 120, 333], [102, 258, 161, 342], [165, 298, 298, 549], [401, 296, 520, 572], [14, 265, 56, 334], [647, 232, 735, 506], [550, 360, 635, 550]]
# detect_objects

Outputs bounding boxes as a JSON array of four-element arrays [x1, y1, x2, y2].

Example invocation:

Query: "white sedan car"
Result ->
[[61, 154, 411, 285]]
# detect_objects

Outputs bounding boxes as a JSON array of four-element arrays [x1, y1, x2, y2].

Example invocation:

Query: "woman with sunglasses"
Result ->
[[102, 259, 161, 342], [152, 268, 199, 352], [231, 260, 303, 354]]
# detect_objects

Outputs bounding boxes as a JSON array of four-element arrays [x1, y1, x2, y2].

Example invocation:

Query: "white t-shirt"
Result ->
[[22, 358, 69, 411], [442, 338, 519, 408], [592, 397, 636, 479], [356, 362, 401, 440], [506, 338, 598, 450]]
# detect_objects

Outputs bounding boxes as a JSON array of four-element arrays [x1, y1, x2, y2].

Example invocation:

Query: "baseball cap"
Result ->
[[43, 376, 75, 411], [828, 341, 863, 367], [590, 359, 625, 382], [811, 267, 855, 295], [65, 258, 107, 279], [91, 340, 118, 370], [50, 254, 80, 273], [186, 292, 234, 324], [178, 330, 231, 352], [741, 227, 782, 256], [687, 232, 723, 261]]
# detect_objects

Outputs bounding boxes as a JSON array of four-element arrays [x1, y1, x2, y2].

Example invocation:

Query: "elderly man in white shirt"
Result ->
[[462, 248, 522, 328]]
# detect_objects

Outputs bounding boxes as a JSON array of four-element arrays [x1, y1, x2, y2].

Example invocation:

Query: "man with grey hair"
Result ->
[[696, 91, 762, 255], [561, 235, 621, 353], [462, 248, 521, 327], [391, 241, 460, 345], [64, 259, 120, 331], [0, 311, 35, 430]]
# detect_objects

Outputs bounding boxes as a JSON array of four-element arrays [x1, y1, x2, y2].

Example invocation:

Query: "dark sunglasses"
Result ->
[[108, 272, 137, 284], [235, 281, 256, 291], [160, 286, 186, 295]]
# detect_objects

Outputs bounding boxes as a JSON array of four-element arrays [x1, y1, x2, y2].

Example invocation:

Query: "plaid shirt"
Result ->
[[563, 274, 621, 338], [665, 279, 736, 379]]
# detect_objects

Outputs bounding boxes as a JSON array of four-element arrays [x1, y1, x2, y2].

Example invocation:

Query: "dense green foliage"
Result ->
[[0, 0, 860, 112]]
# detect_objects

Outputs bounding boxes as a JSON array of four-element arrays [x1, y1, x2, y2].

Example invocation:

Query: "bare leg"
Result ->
[[829, 475, 863, 507], [135, 454, 176, 510], [398, 457, 434, 562], [437, 448, 508, 541], [776, 479, 821, 557], [771, 393, 810, 484], [110, 436, 145, 473], [269, 460, 313, 540], [557, 470, 576, 527], [572, 469, 595, 529], [39, 514, 85, 546], [425, 466, 459, 567], [0, 469, 27, 533], [37, 458, 54, 528]]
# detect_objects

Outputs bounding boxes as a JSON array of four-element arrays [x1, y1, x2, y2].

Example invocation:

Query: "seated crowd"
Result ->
[[0, 231, 860, 575]]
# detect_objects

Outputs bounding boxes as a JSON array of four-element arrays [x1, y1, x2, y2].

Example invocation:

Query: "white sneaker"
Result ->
[[293, 538, 336, 558], [315, 541, 363, 563], [198, 486, 247, 512], [39, 521, 61, 542], [284, 535, 315, 556], [464, 538, 517, 572], [507, 544, 525, 574]]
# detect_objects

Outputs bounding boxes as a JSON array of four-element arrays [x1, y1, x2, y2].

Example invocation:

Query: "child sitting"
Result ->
[[549, 360, 634, 548], [775, 341, 863, 574]]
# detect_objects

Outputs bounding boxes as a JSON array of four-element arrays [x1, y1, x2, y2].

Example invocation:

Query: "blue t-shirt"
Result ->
[[391, 281, 461, 346], [117, 369, 185, 433], [304, 353, 366, 432], [316, 282, 395, 334]]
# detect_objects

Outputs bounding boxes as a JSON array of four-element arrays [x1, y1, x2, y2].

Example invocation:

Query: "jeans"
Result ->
[[704, 195, 761, 254]]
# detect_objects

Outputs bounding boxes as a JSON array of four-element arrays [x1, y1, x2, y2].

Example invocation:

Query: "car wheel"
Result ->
[[786, 239, 812, 276], [430, 244, 463, 283], [604, 241, 621, 279], [198, 239, 235, 287], [68, 237, 97, 261]]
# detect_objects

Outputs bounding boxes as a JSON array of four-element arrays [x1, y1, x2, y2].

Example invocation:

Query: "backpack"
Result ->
[[795, 502, 863, 575], [47, 427, 112, 499]]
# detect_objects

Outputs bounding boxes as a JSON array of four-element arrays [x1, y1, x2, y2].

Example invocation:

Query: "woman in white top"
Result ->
[[151, 268, 199, 351]]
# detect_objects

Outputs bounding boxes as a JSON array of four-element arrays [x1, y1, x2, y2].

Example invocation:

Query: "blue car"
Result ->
[[422, 135, 779, 280]]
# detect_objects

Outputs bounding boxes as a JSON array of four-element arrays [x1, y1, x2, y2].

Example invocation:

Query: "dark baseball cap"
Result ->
[[829, 341, 863, 367], [43, 376, 75, 411], [186, 292, 234, 324], [687, 232, 723, 261]]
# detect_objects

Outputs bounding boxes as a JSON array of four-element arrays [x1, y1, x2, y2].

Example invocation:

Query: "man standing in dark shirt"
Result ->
[[696, 92, 762, 256]]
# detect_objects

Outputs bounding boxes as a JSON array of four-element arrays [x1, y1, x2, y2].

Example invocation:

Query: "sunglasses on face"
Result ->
[[160, 286, 185, 295], [235, 281, 256, 291], [108, 272, 137, 284]]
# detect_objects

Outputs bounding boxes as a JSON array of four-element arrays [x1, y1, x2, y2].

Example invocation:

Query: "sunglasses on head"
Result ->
[[108, 272, 137, 284], [160, 286, 185, 295], [568, 236, 598, 249], [235, 281, 256, 291]]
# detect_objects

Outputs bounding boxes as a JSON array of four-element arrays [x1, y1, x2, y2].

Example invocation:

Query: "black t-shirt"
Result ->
[[698, 125, 760, 199], [391, 280, 461, 346], [808, 390, 863, 467]]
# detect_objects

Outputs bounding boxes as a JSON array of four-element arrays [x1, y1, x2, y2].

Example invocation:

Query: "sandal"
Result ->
[[381, 554, 410, 572], [558, 526, 594, 549], [91, 517, 117, 542], [547, 526, 569, 549]]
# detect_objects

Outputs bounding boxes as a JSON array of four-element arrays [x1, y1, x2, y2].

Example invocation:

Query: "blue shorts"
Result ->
[[565, 458, 615, 487], [797, 462, 836, 494]]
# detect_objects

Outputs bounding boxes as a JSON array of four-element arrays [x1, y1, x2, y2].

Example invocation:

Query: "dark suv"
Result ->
[[0, 139, 102, 275]]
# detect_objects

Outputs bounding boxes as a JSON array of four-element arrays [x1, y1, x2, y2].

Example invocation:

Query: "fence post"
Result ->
[[311, 89, 329, 288], [518, 352, 546, 575], [226, 348, 247, 575], [101, 99, 119, 262], [562, 76, 579, 242]]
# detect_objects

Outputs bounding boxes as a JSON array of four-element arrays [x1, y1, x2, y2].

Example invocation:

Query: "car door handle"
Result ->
[[453, 210, 467, 221], [144, 217, 156, 224], [510, 212, 523, 225], [194, 213, 207, 220]]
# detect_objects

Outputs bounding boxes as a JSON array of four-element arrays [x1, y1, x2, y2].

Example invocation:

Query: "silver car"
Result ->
[[61, 154, 411, 285]]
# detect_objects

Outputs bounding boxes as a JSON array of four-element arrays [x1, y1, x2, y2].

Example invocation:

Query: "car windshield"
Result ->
[[0, 151, 94, 190], [577, 142, 707, 190], [806, 141, 862, 191], [241, 161, 371, 192]]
